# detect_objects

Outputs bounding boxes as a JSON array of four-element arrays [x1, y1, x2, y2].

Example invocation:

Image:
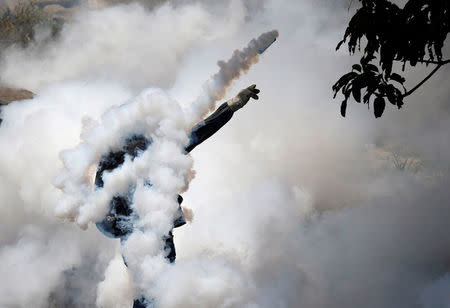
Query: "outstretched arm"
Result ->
[[185, 85, 260, 153]]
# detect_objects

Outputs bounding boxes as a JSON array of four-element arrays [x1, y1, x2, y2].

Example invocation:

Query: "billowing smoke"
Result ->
[[1, 0, 450, 308], [53, 86, 193, 301], [52, 17, 278, 303], [54, 28, 278, 230]]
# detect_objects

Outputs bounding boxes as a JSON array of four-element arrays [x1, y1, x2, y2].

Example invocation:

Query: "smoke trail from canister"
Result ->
[[186, 30, 279, 125]]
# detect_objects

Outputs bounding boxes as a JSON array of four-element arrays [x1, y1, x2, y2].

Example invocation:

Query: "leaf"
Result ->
[[363, 88, 373, 104], [357, 72, 371, 88], [352, 85, 361, 102], [385, 86, 397, 105], [336, 39, 345, 51], [343, 82, 352, 97], [332, 72, 358, 96], [365, 64, 379, 72], [374, 96, 386, 118], [396, 96, 404, 109], [363, 78, 378, 104], [341, 100, 347, 117], [360, 54, 376, 66], [352, 64, 362, 72], [380, 44, 395, 76], [389, 73, 406, 84]]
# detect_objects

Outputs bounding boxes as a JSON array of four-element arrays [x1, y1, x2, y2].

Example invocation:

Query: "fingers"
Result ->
[[247, 84, 260, 99], [242, 89, 259, 100], [237, 84, 260, 103], [230, 84, 261, 111], [247, 84, 260, 93]]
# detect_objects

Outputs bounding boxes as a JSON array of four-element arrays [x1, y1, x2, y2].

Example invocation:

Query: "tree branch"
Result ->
[[416, 59, 450, 65], [402, 64, 443, 98]]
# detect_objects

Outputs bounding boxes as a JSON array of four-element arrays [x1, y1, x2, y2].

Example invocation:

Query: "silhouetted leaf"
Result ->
[[352, 64, 362, 72], [374, 96, 385, 118], [396, 96, 404, 109], [341, 100, 347, 117], [389, 73, 406, 84], [360, 54, 376, 66], [358, 73, 371, 89], [380, 44, 395, 75], [365, 64, 379, 72], [363, 91, 371, 104], [342, 82, 352, 98], [332, 72, 358, 97], [336, 40, 345, 51], [352, 85, 361, 102], [385, 86, 397, 105]]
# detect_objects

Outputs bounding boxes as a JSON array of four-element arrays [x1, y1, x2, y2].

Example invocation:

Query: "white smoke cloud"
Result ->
[[0, 80, 127, 307], [1, 0, 450, 308], [50, 19, 277, 301], [0, 1, 246, 92], [96, 253, 134, 308]]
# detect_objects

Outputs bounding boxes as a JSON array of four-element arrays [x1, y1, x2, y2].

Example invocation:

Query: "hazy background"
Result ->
[[0, 0, 449, 307]]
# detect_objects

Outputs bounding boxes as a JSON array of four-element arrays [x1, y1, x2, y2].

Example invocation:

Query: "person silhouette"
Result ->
[[94, 85, 260, 307]]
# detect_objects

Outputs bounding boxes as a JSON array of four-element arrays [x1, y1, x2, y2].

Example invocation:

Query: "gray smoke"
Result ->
[[0, 0, 449, 308]]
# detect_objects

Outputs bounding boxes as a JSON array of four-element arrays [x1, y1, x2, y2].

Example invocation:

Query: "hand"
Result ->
[[227, 84, 260, 112]]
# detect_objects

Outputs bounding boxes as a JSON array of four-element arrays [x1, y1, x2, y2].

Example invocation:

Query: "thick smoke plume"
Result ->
[[187, 29, 278, 124], [1, 1, 450, 308]]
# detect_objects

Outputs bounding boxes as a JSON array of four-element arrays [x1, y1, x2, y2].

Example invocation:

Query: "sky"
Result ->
[[0, 0, 449, 307]]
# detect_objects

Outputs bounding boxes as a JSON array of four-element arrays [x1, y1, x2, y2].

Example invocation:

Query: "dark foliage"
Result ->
[[333, 0, 449, 118]]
